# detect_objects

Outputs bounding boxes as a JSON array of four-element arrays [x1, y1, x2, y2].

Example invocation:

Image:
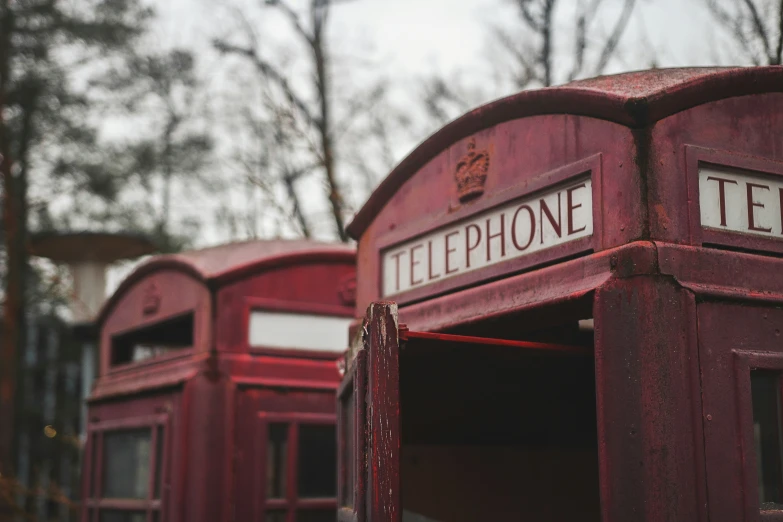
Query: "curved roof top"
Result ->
[[347, 66, 783, 239], [142, 238, 354, 282], [98, 239, 355, 325]]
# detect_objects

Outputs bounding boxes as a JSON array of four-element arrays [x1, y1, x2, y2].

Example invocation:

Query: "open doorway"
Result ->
[[399, 313, 600, 522]]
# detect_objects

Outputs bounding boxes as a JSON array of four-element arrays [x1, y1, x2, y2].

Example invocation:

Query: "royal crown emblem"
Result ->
[[455, 138, 490, 203], [142, 280, 161, 315], [338, 274, 357, 306]]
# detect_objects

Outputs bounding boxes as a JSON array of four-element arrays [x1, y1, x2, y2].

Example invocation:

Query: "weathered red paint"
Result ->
[[339, 67, 783, 522], [81, 239, 355, 522], [365, 303, 401, 522]]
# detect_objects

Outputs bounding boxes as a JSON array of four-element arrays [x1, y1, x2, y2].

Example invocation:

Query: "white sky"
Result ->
[[103, 0, 739, 294]]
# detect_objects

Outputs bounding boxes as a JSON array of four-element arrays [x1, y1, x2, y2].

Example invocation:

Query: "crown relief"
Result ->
[[142, 280, 161, 315], [338, 273, 357, 306], [454, 138, 490, 203]]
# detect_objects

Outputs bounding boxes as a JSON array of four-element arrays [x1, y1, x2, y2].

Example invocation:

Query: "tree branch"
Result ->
[[541, 0, 556, 86], [213, 39, 318, 127], [593, 0, 636, 75], [517, 0, 544, 31], [742, 0, 773, 61], [270, 0, 314, 45], [493, 26, 537, 87], [775, 0, 783, 64], [334, 83, 385, 138]]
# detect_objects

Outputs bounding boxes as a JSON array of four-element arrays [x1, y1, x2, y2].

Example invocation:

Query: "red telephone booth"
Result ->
[[81, 239, 355, 522], [338, 67, 783, 522]]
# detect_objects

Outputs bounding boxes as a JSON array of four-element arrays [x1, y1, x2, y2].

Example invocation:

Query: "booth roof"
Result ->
[[346, 66, 783, 240], [149, 238, 355, 282], [97, 239, 355, 325]]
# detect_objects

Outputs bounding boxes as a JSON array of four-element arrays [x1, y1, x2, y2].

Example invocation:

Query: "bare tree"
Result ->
[[213, 0, 397, 242], [706, 0, 783, 65], [94, 49, 216, 250], [498, 0, 638, 88], [416, 0, 640, 138]]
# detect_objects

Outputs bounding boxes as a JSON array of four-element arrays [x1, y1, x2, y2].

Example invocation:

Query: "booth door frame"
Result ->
[[336, 301, 591, 522], [698, 300, 783, 522], [81, 412, 171, 522], [338, 302, 401, 522]]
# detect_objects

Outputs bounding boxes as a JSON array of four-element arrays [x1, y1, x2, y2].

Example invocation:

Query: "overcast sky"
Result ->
[[103, 0, 738, 294]]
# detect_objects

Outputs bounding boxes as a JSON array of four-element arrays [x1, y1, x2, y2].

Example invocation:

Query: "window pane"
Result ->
[[90, 433, 99, 497], [103, 429, 152, 499], [99, 510, 146, 522], [267, 423, 288, 499], [298, 424, 336, 498], [265, 510, 287, 522], [154, 425, 164, 499], [341, 389, 355, 508], [296, 510, 335, 522], [751, 370, 783, 509], [111, 313, 193, 366]]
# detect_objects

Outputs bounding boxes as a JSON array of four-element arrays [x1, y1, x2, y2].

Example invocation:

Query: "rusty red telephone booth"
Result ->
[[338, 67, 783, 522], [81, 239, 355, 522]]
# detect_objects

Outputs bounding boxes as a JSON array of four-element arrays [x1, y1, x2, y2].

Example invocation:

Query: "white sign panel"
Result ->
[[249, 311, 352, 352], [700, 166, 783, 237], [382, 177, 593, 297]]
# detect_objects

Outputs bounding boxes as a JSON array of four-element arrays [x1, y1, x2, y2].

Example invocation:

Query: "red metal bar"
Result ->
[[398, 324, 590, 355]]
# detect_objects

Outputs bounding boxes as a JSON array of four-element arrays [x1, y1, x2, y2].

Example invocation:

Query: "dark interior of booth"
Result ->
[[399, 299, 600, 522], [111, 312, 194, 366]]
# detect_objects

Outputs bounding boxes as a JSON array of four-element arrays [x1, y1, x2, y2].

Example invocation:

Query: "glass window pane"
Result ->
[[154, 426, 164, 499], [751, 370, 783, 509], [103, 429, 152, 499], [265, 510, 287, 522], [298, 424, 336, 498], [99, 510, 146, 522], [111, 313, 193, 366], [267, 423, 288, 499], [296, 510, 335, 522], [90, 433, 99, 497]]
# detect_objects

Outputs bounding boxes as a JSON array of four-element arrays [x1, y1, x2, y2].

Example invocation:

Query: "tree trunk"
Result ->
[[0, 0, 20, 495], [312, 1, 348, 242]]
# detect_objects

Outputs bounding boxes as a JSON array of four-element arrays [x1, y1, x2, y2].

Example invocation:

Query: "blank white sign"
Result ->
[[249, 311, 353, 352]]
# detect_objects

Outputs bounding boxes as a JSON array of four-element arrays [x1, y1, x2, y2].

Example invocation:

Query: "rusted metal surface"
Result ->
[[594, 276, 705, 522], [397, 241, 657, 332], [698, 302, 783, 522]]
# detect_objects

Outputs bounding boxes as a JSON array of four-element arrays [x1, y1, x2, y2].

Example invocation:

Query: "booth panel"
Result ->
[[82, 392, 181, 522], [101, 270, 210, 375], [699, 300, 783, 522], [233, 387, 337, 522], [355, 114, 639, 310], [216, 262, 355, 354], [649, 92, 783, 246]]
